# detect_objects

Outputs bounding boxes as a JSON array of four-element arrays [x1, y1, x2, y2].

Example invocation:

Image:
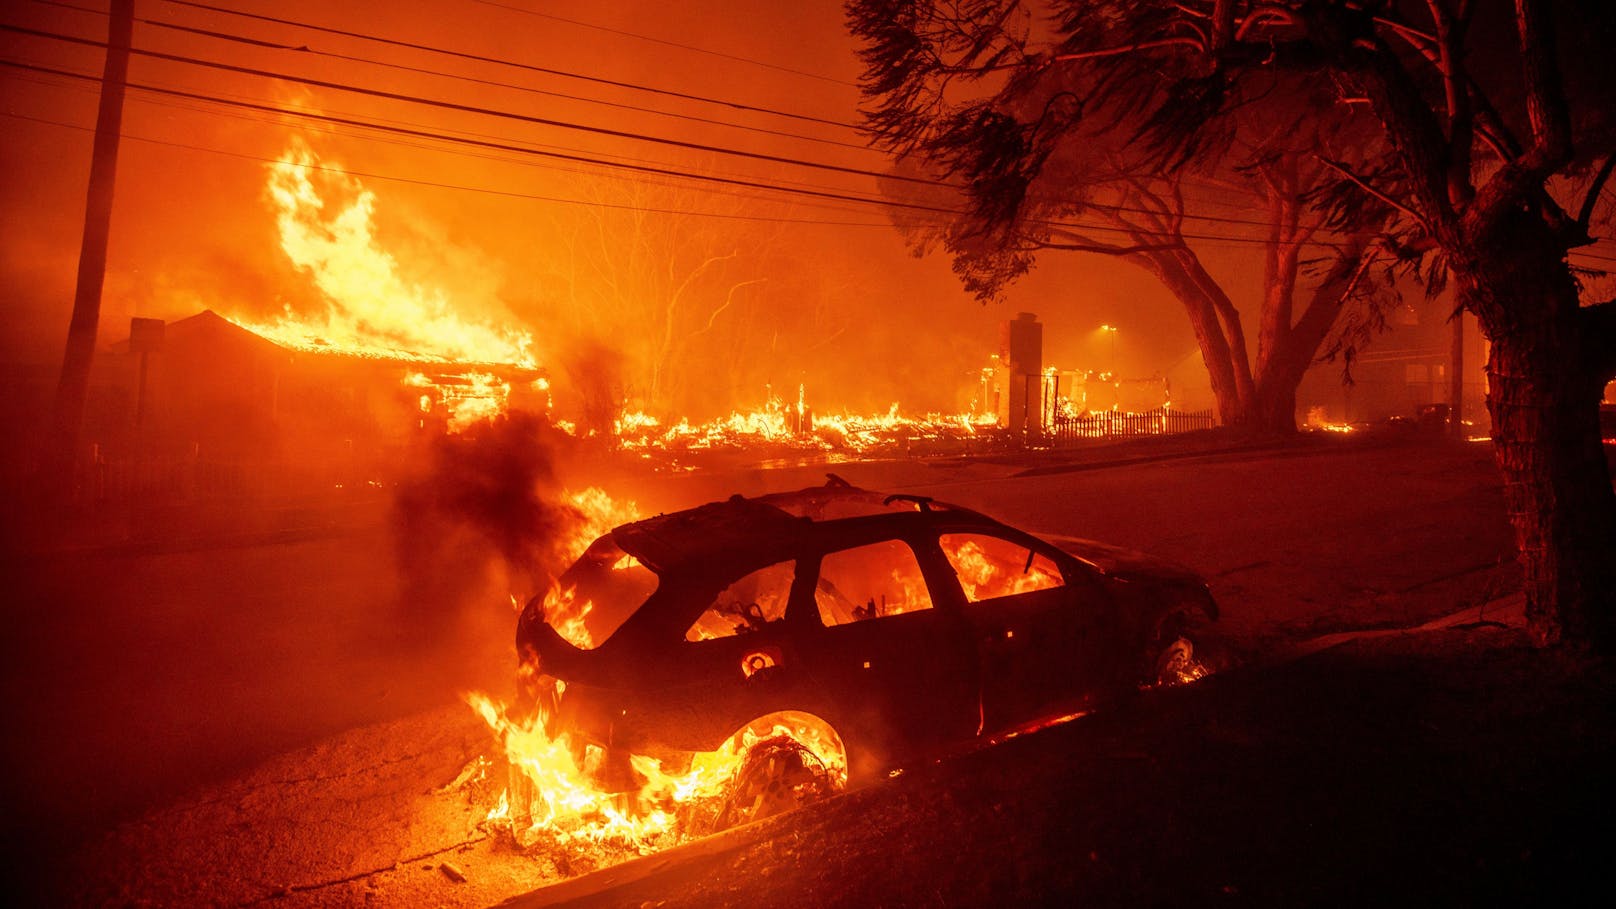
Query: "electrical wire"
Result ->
[[0, 57, 954, 212], [1, 22, 915, 189], [20, 7, 1382, 237], [0, 107, 904, 227], [39, 0, 878, 153], [0, 53, 920, 219], [464, 0, 856, 86], [154, 0, 859, 129], [1, 55, 1380, 251]]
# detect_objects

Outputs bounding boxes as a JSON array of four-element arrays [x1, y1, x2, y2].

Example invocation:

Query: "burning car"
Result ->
[[511, 477, 1217, 830]]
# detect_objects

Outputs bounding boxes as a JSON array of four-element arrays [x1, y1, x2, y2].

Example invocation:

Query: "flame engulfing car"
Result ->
[[515, 478, 1216, 819]]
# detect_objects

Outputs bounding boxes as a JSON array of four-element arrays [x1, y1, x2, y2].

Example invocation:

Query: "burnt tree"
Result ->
[[852, 0, 1616, 649]]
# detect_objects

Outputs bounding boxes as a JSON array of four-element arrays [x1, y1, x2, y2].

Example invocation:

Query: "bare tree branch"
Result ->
[[1049, 36, 1207, 64], [693, 278, 766, 335], [1317, 155, 1431, 229]]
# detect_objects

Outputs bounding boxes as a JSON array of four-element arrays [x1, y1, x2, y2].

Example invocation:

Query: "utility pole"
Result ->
[[44, 0, 133, 497], [1449, 308, 1464, 439]]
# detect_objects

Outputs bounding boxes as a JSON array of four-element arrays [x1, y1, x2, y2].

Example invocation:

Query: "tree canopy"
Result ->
[[848, 0, 1616, 649]]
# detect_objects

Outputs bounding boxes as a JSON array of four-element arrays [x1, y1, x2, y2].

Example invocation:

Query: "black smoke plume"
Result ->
[[391, 411, 584, 625]]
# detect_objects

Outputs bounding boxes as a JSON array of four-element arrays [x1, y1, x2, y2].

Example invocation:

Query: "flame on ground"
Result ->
[[468, 693, 847, 856], [1305, 406, 1355, 434], [612, 392, 997, 457]]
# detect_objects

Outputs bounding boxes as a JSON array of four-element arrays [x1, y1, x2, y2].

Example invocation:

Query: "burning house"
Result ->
[[85, 310, 546, 499]]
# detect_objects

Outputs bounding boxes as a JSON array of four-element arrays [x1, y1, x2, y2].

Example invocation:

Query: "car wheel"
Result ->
[[1152, 635, 1208, 686], [1146, 610, 1213, 688], [712, 734, 839, 830]]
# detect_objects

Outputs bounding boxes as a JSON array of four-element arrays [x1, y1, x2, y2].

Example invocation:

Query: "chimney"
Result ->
[[999, 312, 1043, 438]]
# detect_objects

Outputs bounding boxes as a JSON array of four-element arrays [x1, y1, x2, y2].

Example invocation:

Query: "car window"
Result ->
[[548, 537, 660, 649], [814, 539, 933, 627], [686, 560, 796, 642], [940, 533, 1065, 602]]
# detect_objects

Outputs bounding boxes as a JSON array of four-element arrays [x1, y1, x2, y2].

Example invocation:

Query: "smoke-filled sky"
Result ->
[[0, 0, 1258, 416]]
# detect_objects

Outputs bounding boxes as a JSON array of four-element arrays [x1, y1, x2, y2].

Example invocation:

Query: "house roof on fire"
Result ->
[[112, 310, 540, 377]]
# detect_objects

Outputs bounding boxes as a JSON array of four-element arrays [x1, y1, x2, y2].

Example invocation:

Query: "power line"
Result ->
[[0, 57, 940, 212], [156, 0, 858, 129], [3, 22, 928, 189], [0, 56, 1367, 250], [0, 107, 902, 227], [465, 0, 855, 87], [23, 6, 1380, 237], [40, 0, 878, 154], [8, 19, 1365, 241], [0, 51, 906, 218]]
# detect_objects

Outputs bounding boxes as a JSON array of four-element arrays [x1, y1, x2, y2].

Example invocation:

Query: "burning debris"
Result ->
[[611, 395, 997, 458]]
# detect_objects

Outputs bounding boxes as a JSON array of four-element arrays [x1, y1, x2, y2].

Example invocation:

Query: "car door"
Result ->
[[648, 557, 822, 752], [934, 529, 1108, 731], [791, 536, 979, 773]]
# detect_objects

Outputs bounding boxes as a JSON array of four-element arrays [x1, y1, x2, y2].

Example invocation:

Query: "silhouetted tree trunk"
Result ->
[[1340, 0, 1616, 649], [1457, 221, 1616, 646]]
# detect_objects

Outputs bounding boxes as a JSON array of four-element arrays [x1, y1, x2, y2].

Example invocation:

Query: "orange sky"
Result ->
[[0, 0, 1238, 416]]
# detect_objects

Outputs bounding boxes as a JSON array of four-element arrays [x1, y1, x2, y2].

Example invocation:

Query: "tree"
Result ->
[[853, 0, 1616, 649], [533, 175, 778, 420], [849, 1, 1396, 432]]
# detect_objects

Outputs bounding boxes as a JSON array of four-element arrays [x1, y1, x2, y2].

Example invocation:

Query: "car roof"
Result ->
[[609, 476, 1004, 573]]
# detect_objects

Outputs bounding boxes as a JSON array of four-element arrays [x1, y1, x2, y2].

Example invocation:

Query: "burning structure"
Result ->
[[79, 309, 545, 500]]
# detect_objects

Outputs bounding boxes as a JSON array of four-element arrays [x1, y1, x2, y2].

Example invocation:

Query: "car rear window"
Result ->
[[548, 537, 660, 649], [814, 539, 933, 626], [940, 533, 1064, 602]]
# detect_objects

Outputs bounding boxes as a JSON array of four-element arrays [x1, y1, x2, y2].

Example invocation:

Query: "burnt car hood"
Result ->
[[1041, 534, 1206, 587]]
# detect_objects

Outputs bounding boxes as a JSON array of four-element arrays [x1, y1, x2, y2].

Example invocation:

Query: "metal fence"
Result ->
[[1014, 373, 1217, 445], [74, 455, 366, 505], [1051, 406, 1215, 444]]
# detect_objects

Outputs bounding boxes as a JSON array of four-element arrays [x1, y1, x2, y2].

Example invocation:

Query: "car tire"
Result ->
[[712, 734, 838, 830], [1145, 610, 1213, 688]]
